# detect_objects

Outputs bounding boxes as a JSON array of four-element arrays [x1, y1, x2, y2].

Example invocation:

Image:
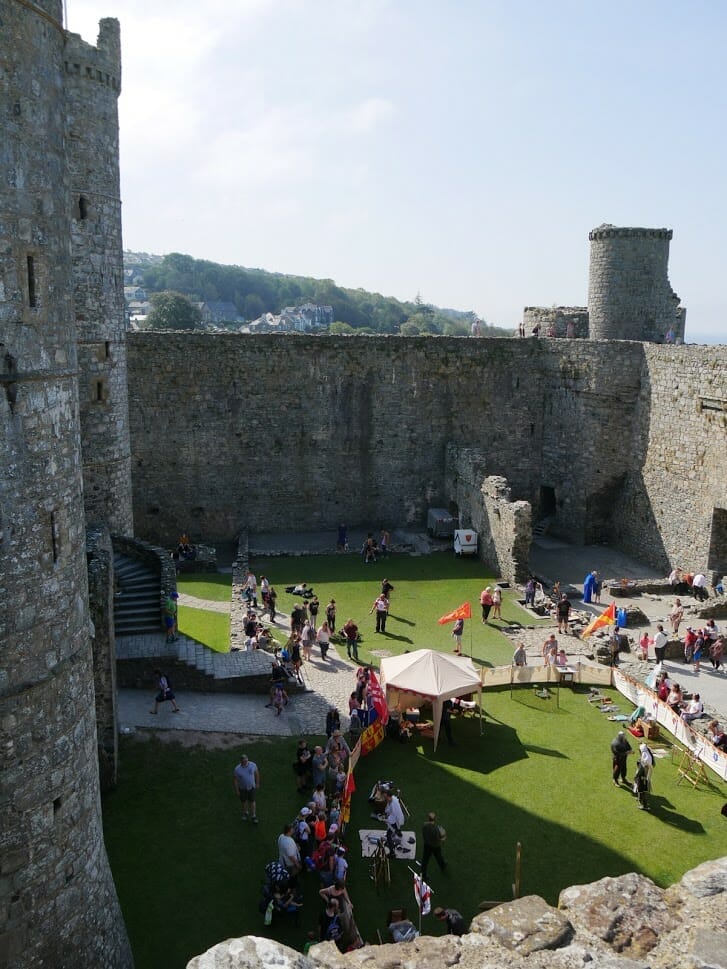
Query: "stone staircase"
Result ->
[[113, 553, 163, 636], [532, 516, 554, 539], [115, 631, 278, 694], [175, 636, 272, 680]]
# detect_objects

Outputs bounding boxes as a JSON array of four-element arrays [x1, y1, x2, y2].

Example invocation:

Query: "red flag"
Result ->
[[360, 719, 385, 756], [582, 601, 617, 638], [341, 764, 356, 824], [437, 601, 472, 625], [367, 670, 389, 726]]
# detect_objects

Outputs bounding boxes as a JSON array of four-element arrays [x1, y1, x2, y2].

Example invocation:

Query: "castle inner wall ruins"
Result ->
[[127, 334, 726, 579]]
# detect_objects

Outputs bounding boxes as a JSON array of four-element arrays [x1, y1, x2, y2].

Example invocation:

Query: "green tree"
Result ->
[[329, 321, 355, 335], [146, 291, 201, 330], [243, 293, 265, 321]]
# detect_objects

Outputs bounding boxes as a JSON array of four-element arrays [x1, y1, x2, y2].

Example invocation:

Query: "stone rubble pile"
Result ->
[[187, 857, 727, 969]]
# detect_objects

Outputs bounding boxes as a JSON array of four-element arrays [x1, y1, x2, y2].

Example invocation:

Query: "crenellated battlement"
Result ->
[[63, 59, 120, 91], [64, 17, 121, 92], [589, 224, 673, 241]]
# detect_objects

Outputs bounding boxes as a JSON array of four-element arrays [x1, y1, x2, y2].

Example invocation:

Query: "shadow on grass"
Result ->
[[387, 614, 416, 627], [648, 795, 706, 833], [522, 744, 568, 759], [378, 631, 414, 644], [105, 686, 727, 969]]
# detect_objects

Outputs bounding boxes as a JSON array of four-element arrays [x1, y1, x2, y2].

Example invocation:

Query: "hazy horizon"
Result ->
[[70, 1, 726, 345]]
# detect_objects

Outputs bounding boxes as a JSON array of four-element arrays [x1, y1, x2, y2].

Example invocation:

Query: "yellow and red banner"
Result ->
[[437, 601, 472, 624], [360, 718, 385, 756], [582, 601, 616, 639]]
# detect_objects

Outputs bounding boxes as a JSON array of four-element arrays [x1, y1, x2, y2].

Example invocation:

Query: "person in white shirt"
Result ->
[[243, 570, 258, 607], [384, 791, 406, 853], [680, 694, 704, 723], [653, 624, 668, 663], [277, 823, 301, 874], [691, 573, 708, 602]]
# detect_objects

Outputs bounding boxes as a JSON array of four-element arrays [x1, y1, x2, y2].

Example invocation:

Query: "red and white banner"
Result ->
[[414, 873, 432, 915], [367, 669, 389, 726]]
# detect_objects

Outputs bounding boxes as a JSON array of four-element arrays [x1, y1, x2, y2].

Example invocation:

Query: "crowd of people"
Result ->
[[235, 731, 361, 949], [641, 613, 724, 673], [171, 542, 726, 950]]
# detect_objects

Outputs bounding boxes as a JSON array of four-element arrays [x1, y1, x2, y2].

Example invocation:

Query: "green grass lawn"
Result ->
[[177, 573, 233, 602], [105, 553, 727, 967], [254, 551, 547, 668], [105, 689, 727, 969], [176, 605, 231, 653], [173, 553, 546, 663]]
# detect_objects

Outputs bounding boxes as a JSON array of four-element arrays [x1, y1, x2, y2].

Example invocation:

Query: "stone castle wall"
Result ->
[[446, 453, 531, 582], [522, 306, 589, 339], [615, 344, 727, 575], [126, 334, 726, 578], [86, 526, 121, 792], [66, 20, 133, 535], [0, 4, 131, 966], [127, 334, 547, 544]]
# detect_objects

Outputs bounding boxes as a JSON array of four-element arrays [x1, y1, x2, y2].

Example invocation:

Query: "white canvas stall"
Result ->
[[380, 649, 482, 751]]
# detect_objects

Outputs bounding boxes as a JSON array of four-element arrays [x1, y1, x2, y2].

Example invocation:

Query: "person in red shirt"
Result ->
[[342, 619, 359, 661]]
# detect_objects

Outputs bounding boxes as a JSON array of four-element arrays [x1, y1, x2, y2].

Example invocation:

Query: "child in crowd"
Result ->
[[312, 783, 327, 814], [328, 801, 341, 829]]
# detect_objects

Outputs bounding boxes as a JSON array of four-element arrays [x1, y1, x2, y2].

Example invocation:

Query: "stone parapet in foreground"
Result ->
[[188, 857, 727, 969]]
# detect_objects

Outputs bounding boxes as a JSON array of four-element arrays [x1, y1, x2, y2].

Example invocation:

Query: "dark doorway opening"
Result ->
[[539, 486, 556, 518], [707, 508, 727, 577]]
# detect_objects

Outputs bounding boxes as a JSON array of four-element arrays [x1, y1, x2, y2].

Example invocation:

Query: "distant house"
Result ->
[[124, 285, 147, 301], [280, 303, 334, 332], [199, 301, 242, 324], [246, 304, 333, 333], [126, 299, 150, 321]]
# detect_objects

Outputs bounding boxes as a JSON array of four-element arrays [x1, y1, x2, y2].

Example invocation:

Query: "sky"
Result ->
[[67, 1, 726, 343]]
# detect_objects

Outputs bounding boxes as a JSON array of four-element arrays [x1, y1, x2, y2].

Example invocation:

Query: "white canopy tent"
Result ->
[[380, 649, 483, 751]]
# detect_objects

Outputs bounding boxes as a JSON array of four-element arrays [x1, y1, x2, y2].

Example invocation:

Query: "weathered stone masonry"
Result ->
[[126, 334, 726, 579], [0, 4, 132, 967], [0, 4, 724, 964]]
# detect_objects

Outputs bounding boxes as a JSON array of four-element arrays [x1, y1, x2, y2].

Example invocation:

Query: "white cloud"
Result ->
[[347, 97, 396, 133], [197, 107, 318, 188]]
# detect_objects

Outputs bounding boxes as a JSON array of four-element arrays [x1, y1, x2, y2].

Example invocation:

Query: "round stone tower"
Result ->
[[588, 224, 686, 342], [66, 19, 133, 534], [0, 2, 132, 965]]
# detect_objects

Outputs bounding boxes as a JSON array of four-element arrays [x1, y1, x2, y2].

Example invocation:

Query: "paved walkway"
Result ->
[[119, 644, 360, 737], [501, 538, 727, 729], [117, 594, 364, 737], [118, 536, 726, 741]]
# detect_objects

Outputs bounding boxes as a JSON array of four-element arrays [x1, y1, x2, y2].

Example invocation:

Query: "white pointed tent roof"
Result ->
[[380, 649, 482, 751]]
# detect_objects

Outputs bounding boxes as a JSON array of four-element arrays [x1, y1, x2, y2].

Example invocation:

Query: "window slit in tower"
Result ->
[[27, 255, 37, 307], [51, 512, 59, 562]]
